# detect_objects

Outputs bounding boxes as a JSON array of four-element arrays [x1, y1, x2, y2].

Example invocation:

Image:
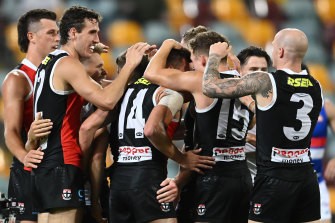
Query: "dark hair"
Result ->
[[59, 6, 102, 45], [116, 50, 149, 81], [166, 48, 191, 68], [237, 46, 272, 67], [17, 9, 57, 53], [182, 25, 208, 46], [189, 31, 229, 59]]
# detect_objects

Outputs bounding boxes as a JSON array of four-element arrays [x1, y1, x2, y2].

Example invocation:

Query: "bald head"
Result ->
[[274, 28, 308, 59]]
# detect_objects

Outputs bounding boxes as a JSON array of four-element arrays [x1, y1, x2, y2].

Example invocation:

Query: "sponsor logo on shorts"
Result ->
[[271, 147, 310, 164], [212, 147, 246, 162], [118, 146, 152, 163], [197, 204, 206, 216], [253, 203, 262, 215], [160, 202, 171, 212], [77, 189, 85, 202], [62, 189, 72, 201], [78, 189, 84, 199]]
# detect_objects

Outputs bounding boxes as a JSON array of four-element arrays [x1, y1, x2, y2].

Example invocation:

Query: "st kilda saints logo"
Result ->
[[197, 204, 206, 216], [18, 202, 25, 213], [160, 202, 171, 212], [62, 189, 72, 201], [253, 203, 262, 215]]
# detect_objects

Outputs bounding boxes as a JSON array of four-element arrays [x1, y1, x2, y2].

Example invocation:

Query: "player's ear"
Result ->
[[201, 55, 207, 67], [279, 47, 284, 58], [68, 27, 77, 40], [27, 32, 34, 42]]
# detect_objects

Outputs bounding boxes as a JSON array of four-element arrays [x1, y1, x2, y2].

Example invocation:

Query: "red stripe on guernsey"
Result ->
[[61, 93, 85, 167], [310, 137, 327, 148], [167, 120, 179, 139]]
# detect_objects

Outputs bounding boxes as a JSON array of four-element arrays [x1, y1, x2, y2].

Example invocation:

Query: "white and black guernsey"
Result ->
[[33, 50, 84, 170], [196, 71, 254, 169], [256, 69, 323, 179], [109, 78, 168, 169]]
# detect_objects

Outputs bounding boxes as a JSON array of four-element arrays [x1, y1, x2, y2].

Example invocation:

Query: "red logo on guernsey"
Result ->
[[271, 147, 310, 163], [212, 147, 245, 162], [118, 146, 152, 163], [119, 146, 150, 155]]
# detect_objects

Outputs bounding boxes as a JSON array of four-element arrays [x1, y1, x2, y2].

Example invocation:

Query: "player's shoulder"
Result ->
[[55, 56, 85, 74], [2, 69, 29, 86], [2, 70, 30, 97]]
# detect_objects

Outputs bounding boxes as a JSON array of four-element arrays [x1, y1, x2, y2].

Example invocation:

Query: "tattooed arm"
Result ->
[[202, 42, 273, 102]]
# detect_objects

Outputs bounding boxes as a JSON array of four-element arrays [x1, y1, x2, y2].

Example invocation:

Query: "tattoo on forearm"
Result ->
[[204, 54, 221, 80], [203, 54, 223, 96], [203, 69, 272, 99]]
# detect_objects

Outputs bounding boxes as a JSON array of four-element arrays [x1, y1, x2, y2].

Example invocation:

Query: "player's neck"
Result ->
[[276, 62, 302, 74], [25, 50, 46, 68], [61, 44, 79, 59]]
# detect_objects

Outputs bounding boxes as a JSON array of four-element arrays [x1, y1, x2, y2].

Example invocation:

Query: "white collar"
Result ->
[[21, 58, 37, 71], [280, 68, 308, 75], [220, 69, 240, 76]]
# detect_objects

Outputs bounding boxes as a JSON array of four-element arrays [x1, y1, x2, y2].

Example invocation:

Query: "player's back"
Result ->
[[195, 71, 254, 168], [109, 77, 168, 171], [256, 69, 323, 179]]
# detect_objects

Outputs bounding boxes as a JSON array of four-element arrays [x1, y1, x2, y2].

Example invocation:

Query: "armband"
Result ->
[[158, 89, 184, 116]]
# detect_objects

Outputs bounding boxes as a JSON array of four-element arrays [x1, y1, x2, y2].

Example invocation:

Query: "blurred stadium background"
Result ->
[[0, 0, 335, 218]]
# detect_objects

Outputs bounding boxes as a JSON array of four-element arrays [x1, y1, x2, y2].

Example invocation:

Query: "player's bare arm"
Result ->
[[24, 112, 53, 168], [202, 42, 273, 105], [2, 71, 49, 169], [144, 39, 200, 93], [2, 72, 31, 163], [79, 109, 109, 152], [144, 88, 215, 174], [58, 42, 155, 110], [203, 56, 270, 95]]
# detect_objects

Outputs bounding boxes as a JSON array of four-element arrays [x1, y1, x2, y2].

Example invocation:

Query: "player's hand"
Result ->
[[238, 95, 254, 108], [28, 112, 53, 141], [209, 42, 231, 59], [324, 158, 335, 183], [147, 48, 158, 60], [246, 133, 256, 145], [228, 52, 240, 73], [125, 42, 156, 68], [156, 178, 178, 203], [93, 42, 109, 54], [23, 148, 44, 168], [181, 149, 215, 174], [163, 39, 182, 50]]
